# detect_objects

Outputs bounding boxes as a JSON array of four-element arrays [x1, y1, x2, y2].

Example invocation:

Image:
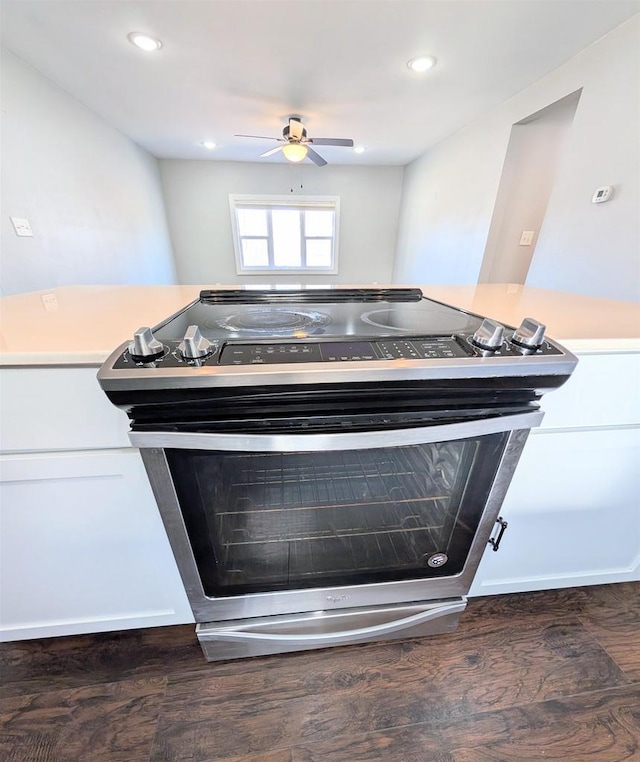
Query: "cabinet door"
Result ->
[[469, 427, 640, 596], [0, 449, 193, 641]]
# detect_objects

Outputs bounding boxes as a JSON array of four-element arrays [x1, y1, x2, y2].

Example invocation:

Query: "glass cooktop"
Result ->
[[153, 288, 489, 342]]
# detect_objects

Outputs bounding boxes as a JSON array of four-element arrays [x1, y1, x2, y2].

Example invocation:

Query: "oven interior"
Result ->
[[165, 432, 509, 597]]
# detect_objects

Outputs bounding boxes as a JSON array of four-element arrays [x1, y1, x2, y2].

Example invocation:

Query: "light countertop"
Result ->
[[1, 283, 639, 366]]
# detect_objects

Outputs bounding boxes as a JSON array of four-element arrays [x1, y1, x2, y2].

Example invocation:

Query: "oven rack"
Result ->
[[210, 446, 465, 548], [217, 498, 451, 547], [215, 445, 464, 516], [217, 522, 457, 586]]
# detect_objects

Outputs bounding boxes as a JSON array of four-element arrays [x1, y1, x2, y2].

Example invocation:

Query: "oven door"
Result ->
[[132, 411, 542, 621]]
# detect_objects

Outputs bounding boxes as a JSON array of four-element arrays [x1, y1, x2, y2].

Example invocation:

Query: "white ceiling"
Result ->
[[1, 0, 639, 166]]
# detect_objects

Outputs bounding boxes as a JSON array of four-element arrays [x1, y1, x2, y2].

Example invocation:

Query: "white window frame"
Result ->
[[229, 194, 340, 275]]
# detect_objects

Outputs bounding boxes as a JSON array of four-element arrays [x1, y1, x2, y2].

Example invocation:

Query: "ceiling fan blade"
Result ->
[[306, 146, 328, 167], [288, 118, 305, 141], [260, 145, 284, 158], [235, 134, 282, 140], [308, 138, 355, 147]]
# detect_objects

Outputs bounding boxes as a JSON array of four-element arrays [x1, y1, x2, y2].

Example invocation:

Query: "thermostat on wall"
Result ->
[[592, 185, 614, 203]]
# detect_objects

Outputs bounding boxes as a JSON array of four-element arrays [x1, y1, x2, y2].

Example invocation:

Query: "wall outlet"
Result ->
[[10, 217, 34, 237], [519, 230, 535, 246], [41, 293, 58, 312]]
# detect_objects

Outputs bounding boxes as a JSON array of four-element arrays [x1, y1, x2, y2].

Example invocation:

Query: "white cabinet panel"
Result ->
[[0, 368, 130, 452], [540, 352, 640, 430], [470, 427, 640, 596], [0, 449, 193, 641]]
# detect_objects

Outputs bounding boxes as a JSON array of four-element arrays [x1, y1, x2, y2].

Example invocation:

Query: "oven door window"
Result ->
[[165, 433, 509, 597]]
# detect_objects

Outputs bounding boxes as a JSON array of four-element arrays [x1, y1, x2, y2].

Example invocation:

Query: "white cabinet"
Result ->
[[537, 352, 640, 430], [0, 449, 193, 641], [0, 367, 131, 452], [470, 351, 640, 596], [0, 366, 193, 642]]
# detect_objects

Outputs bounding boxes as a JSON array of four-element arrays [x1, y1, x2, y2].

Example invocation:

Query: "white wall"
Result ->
[[0, 48, 176, 296], [394, 15, 640, 302], [159, 160, 404, 286]]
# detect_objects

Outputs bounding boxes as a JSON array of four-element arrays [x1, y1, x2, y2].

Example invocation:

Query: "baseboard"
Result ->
[[469, 565, 640, 597], [0, 608, 195, 642]]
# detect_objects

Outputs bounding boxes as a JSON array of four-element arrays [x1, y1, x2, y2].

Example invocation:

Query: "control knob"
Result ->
[[128, 327, 165, 361], [511, 318, 546, 350], [178, 325, 213, 359], [471, 319, 505, 351]]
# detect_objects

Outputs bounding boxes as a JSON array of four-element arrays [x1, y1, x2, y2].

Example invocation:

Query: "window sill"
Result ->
[[236, 269, 339, 276]]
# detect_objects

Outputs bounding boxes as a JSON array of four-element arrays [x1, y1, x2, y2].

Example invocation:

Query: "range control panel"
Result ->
[[218, 338, 471, 365], [113, 334, 562, 369]]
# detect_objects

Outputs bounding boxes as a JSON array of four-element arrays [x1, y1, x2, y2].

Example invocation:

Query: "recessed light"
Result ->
[[407, 55, 437, 73], [201, 141, 217, 150], [353, 146, 366, 154], [127, 32, 162, 52]]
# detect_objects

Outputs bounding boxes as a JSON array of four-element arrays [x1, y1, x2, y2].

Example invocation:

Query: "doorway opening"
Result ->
[[478, 90, 582, 285]]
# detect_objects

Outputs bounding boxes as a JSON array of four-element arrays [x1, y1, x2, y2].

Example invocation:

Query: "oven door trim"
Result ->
[[137, 415, 538, 622], [130, 410, 543, 451]]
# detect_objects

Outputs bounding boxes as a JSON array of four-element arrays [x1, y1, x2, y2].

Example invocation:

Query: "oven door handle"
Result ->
[[129, 411, 544, 451], [203, 601, 467, 647]]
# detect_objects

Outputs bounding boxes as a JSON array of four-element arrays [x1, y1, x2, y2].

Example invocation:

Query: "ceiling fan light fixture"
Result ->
[[407, 55, 437, 73], [201, 141, 217, 150], [127, 32, 162, 52], [282, 143, 308, 163], [353, 146, 366, 154]]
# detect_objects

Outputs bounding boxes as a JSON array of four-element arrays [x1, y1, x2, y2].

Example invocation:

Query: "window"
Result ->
[[229, 195, 339, 274]]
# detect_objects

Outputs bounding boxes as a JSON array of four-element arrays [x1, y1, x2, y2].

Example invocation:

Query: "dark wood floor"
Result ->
[[1, 582, 639, 762]]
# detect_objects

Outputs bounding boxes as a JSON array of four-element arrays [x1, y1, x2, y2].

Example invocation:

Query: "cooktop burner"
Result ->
[[362, 307, 471, 333], [212, 308, 331, 334]]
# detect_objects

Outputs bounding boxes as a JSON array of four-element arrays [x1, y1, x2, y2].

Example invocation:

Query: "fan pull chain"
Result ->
[[288, 166, 304, 193]]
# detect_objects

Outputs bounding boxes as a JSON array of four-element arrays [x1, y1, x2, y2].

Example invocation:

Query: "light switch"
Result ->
[[519, 230, 535, 246], [10, 217, 34, 237]]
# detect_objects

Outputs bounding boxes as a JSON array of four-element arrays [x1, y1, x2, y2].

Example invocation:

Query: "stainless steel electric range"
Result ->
[[98, 288, 577, 661]]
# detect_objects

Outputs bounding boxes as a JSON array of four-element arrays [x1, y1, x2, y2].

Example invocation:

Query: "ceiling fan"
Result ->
[[235, 117, 354, 166]]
